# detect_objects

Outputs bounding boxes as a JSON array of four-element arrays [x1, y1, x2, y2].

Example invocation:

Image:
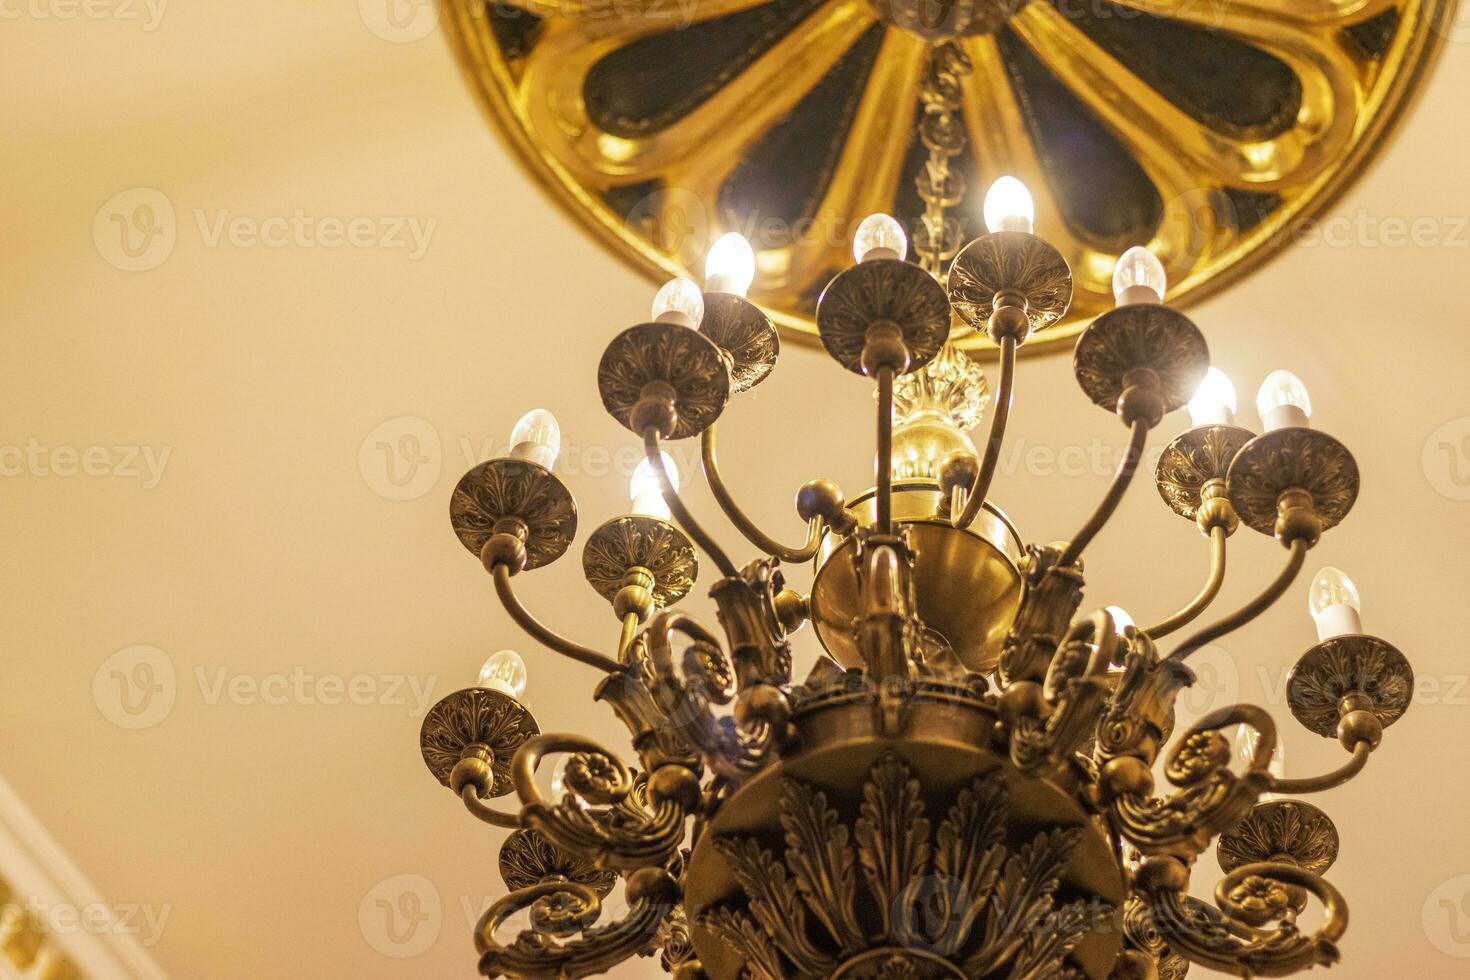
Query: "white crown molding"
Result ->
[[0, 775, 168, 980]]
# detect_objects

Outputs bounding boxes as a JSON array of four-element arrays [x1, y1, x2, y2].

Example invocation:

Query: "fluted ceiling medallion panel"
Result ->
[[443, 0, 1448, 353]]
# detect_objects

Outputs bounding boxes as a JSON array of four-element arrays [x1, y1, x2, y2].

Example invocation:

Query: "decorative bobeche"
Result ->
[[418, 62, 1411, 976]]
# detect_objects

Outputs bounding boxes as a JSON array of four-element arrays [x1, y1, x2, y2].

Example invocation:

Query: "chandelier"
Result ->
[[416, 44, 1413, 980]]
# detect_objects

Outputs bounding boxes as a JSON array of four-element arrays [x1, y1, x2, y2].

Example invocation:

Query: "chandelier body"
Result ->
[[418, 45, 1413, 980]]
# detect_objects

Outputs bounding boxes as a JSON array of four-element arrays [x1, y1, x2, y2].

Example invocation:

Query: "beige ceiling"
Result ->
[[3, 3, 1469, 978]]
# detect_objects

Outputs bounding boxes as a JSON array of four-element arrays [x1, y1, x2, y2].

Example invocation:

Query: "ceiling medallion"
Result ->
[[441, 0, 1448, 353], [416, 77, 1416, 973]]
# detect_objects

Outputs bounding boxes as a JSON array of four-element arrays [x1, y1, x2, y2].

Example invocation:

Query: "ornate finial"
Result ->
[[890, 343, 989, 481]]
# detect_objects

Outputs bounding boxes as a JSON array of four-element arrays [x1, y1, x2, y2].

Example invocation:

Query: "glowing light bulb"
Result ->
[[477, 650, 528, 700], [1308, 566, 1362, 641], [1112, 246, 1167, 306], [853, 213, 908, 263], [1105, 605, 1134, 634], [983, 176, 1034, 234], [1188, 367, 1238, 427], [704, 232, 756, 297], [651, 277, 704, 328], [630, 452, 678, 520], [1256, 370, 1312, 431], [509, 409, 561, 470]]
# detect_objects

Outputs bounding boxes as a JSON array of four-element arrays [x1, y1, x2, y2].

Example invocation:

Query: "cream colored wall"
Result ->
[[2, 3, 1469, 978]]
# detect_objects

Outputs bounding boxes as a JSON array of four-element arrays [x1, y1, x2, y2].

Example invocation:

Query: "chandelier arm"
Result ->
[[1268, 739, 1372, 795], [1167, 538, 1309, 665], [492, 565, 622, 674], [475, 878, 675, 979], [1058, 417, 1150, 568], [876, 365, 896, 535], [700, 424, 827, 563], [642, 427, 739, 579], [1143, 525, 1229, 640], [953, 334, 1018, 529], [460, 782, 522, 829]]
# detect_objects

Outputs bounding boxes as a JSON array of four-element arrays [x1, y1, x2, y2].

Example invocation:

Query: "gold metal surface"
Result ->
[[420, 687, 540, 798], [698, 293, 780, 393], [682, 701, 1125, 980], [1286, 634, 1414, 737], [582, 515, 699, 606], [598, 322, 731, 440], [439, 0, 1450, 354], [811, 484, 1023, 671], [1226, 428, 1361, 536], [1217, 800, 1340, 876], [815, 259, 951, 375], [450, 458, 577, 569], [1072, 305, 1209, 414], [1156, 424, 1256, 521]]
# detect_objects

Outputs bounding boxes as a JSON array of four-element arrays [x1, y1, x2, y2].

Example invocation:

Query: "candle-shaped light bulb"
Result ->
[[704, 232, 756, 296], [853, 213, 908, 263], [1105, 605, 1135, 634], [630, 452, 678, 520], [477, 650, 528, 701], [1112, 246, 1167, 306], [509, 409, 561, 470], [1233, 724, 1286, 799], [651, 277, 704, 327], [1256, 370, 1312, 431], [1308, 566, 1362, 641], [983, 176, 1034, 234], [1188, 367, 1238, 427]]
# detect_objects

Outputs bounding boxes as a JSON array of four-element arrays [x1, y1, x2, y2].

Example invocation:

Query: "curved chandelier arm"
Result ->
[[645, 609, 782, 784], [511, 734, 690, 869], [492, 565, 622, 674], [643, 428, 739, 579], [1058, 417, 1150, 568], [876, 366, 896, 534], [701, 424, 826, 563], [460, 782, 522, 829], [1167, 538, 1309, 664], [953, 334, 1018, 529], [1139, 862, 1348, 978], [474, 876, 676, 979], [1268, 740, 1372, 795], [1010, 609, 1116, 770], [1143, 525, 1229, 640]]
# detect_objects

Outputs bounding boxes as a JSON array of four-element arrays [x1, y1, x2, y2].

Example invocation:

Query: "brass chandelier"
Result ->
[[417, 43, 1413, 980]]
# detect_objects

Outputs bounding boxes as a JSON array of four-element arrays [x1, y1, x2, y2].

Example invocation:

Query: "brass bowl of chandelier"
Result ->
[[810, 483, 1024, 674]]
